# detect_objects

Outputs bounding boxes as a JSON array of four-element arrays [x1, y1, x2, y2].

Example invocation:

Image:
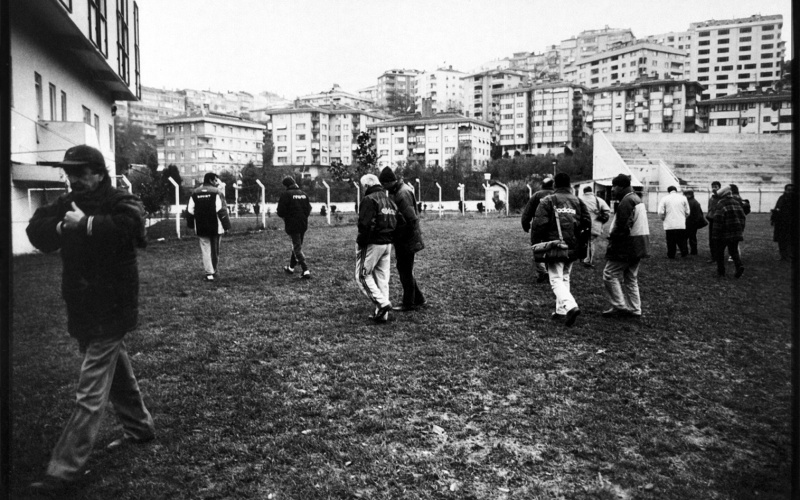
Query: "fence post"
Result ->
[[168, 177, 181, 239], [119, 175, 132, 194], [353, 181, 360, 213], [322, 180, 331, 225], [527, 183, 532, 198], [255, 179, 266, 228], [494, 180, 509, 217], [435, 182, 442, 218], [458, 183, 465, 215]]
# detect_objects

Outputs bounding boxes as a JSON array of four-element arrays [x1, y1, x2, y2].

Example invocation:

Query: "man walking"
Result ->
[[277, 175, 312, 279], [711, 186, 746, 278], [771, 184, 794, 262], [26, 145, 155, 495], [657, 186, 690, 259], [683, 190, 707, 256], [379, 167, 426, 311], [531, 173, 590, 327], [355, 174, 397, 323], [602, 174, 650, 319], [706, 181, 721, 263], [578, 186, 611, 267], [521, 177, 554, 283], [186, 173, 231, 281]]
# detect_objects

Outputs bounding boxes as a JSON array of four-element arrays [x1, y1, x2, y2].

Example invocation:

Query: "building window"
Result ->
[[82, 105, 91, 124], [109, 124, 114, 150], [48, 83, 57, 120], [116, 0, 129, 83], [34, 72, 44, 119], [94, 114, 100, 141], [717, 47, 729, 53], [760, 71, 773, 77], [89, 0, 108, 56], [717, 57, 729, 62], [761, 44, 774, 50], [762, 25, 774, 31], [740, 46, 751, 51], [133, 2, 140, 97], [296, 123, 305, 130], [740, 36, 752, 42], [60, 91, 67, 120]]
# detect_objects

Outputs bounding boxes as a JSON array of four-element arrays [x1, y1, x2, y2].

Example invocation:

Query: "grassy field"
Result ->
[[11, 212, 792, 499]]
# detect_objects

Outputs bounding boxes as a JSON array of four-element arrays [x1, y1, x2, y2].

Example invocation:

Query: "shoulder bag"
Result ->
[[531, 200, 569, 263]]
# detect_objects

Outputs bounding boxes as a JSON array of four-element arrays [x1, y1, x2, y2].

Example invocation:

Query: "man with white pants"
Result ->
[[187, 173, 231, 281], [355, 174, 397, 323]]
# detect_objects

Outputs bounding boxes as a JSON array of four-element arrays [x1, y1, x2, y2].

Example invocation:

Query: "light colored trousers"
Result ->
[[546, 261, 578, 315], [602, 259, 642, 315], [356, 244, 392, 319], [47, 336, 155, 481], [198, 234, 221, 275]]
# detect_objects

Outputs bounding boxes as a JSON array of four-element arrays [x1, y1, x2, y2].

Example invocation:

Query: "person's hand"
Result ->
[[63, 202, 85, 231]]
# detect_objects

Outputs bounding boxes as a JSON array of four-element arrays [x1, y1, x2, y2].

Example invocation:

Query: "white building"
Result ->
[[297, 84, 375, 111], [10, 0, 141, 254], [697, 88, 792, 134], [415, 66, 465, 114], [566, 41, 687, 89]]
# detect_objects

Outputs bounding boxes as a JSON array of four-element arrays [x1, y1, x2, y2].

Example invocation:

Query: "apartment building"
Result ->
[[689, 15, 785, 99], [376, 69, 420, 108], [566, 41, 687, 89], [368, 114, 493, 171], [297, 84, 375, 110], [559, 27, 636, 77], [10, 0, 141, 254], [156, 113, 266, 186], [461, 69, 528, 141], [696, 88, 791, 134], [415, 66, 465, 114], [586, 77, 704, 134], [181, 89, 287, 118], [494, 82, 590, 155], [642, 31, 693, 78], [358, 85, 378, 103], [257, 105, 388, 177], [115, 85, 185, 138]]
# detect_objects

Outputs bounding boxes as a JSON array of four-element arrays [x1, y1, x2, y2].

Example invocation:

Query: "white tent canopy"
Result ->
[[592, 130, 643, 188]]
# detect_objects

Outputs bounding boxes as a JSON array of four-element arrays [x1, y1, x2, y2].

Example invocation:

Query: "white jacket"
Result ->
[[657, 191, 690, 230]]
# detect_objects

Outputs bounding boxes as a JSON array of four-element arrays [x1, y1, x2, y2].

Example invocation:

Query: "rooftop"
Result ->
[[155, 111, 265, 127], [367, 112, 492, 129], [691, 14, 782, 29], [576, 41, 687, 66], [698, 88, 791, 106]]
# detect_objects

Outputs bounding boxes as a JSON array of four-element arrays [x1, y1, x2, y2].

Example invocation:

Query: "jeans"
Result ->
[[685, 227, 699, 255], [546, 261, 577, 315], [583, 235, 599, 265], [356, 244, 392, 319], [289, 232, 307, 271], [603, 259, 642, 315], [198, 234, 221, 275], [714, 239, 743, 275], [47, 336, 154, 481], [666, 229, 688, 258], [395, 247, 425, 307]]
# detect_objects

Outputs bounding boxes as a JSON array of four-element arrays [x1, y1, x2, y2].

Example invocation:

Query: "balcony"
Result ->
[[13, 121, 106, 184], [413, 147, 426, 154], [625, 112, 635, 121]]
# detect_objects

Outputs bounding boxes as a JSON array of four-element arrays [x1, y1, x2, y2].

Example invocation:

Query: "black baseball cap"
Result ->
[[58, 145, 106, 173]]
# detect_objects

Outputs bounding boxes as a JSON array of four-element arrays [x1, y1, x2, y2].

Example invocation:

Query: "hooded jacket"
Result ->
[[606, 188, 650, 262], [387, 181, 424, 253], [277, 183, 312, 234], [26, 179, 146, 341], [357, 185, 397, 247]]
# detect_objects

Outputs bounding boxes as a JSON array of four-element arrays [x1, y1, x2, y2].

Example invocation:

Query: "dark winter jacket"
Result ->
[[388, 181, 424, 253], [712, 193, 746, 242], [186, 183, 230, 237], [357, 185, 397, 247], [26, 180, 147, 342], [606, 189, 650, 262], [686, 197, 707, 230], [520, 187, 553, 244], [706, 192, 720, 221], [531, 188, 591, 261], [277, 184, 312, 234], [772, 192, 793, 241]]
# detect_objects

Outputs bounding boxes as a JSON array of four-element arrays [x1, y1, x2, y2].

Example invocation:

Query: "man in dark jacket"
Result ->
[[356, 174, 397, 323], [705, 180, 721, 263], [521, 177, 554, 283], [683, 190, 707, 256], [712, 186, 746, 278], [379, 167, 426, 311], [602, 174, 650, 319], [277, 176, 312, 279], [531, 173, 590, 327], [771, 183, 794, 262], [186, 173, 231, 281], [26, 145, 155, 495]]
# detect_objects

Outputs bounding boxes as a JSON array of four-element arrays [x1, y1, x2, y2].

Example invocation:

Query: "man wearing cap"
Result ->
[[186, 172, 231, 281], [521, 177, 554, 283], [379, 166, 426, 311], [26, 145, 155, 494], [602, 174, 650, 319], [657, 186, 690, 259], [356, 174, 397, 323], [277, 175, 312, 279]]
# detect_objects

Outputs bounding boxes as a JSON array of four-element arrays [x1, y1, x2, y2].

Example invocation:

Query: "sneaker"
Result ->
[[536, 274, 549, 284], [564, 307, 581, 327], [551, 312, 566, 321], [373, 303, 392, 321], [204, 274, 215, 281], [107, 433, 155, 450], [734, 267, 744, 278], [300, 270, 311, 279], [283, 266, 295, 274], [29, 476, 73, 496], [602, 308, 628, 318]]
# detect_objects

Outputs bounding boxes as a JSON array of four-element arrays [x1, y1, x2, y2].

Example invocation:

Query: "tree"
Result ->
[[262, 133, 274, 169], [114, 118, 158, 175], [352, 131, 379, 178], [327, 159, 351, 182], [133, 171, 169, 218], [239, 161, 263, 204], [161, 164, 183, 204], [385, 90, 415, 115]]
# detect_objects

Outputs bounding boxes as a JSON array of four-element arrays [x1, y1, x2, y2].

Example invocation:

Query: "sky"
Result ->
[[135, 0, 793, 99]]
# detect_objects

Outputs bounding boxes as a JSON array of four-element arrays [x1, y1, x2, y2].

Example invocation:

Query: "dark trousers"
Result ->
[[708, 221, 716, 258], [685, 227, 699, 255], [714, 239, 742, 275], [396, 247, 425, 307], [289, 232, 307, 271], [666, 229, 688, 258]]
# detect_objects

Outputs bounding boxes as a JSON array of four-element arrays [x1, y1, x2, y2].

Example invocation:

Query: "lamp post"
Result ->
[[255, 179, 266, 228], [416, 178, 421, 207], [322, 179, 331, 225], [483, 172, 491, 218]]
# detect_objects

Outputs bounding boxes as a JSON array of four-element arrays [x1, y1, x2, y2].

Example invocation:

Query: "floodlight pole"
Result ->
[[435, 182, 442, 218], [458, 183, 465, 215], [527, 183, 532, 198], [483, 172, 491, 218], [255, 179, 266, 227], [167, 177, 180, 239], [353, 180, 360, 213], [494, 180, 509, 216], [322, 180, 331, 225]]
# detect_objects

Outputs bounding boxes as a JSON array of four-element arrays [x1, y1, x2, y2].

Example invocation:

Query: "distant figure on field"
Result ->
[[186, 172, 231, 281], [657, 186, 690, 259], [531, 173, 590, 327], [521, 177, 554, 283], [706, 181, 721, 263], [729, 184, 750, 259], [356, 174, 397, 323], [771, 184, 794, 262], [682, 190, 707, 256], [578, 186, 611, 267], [711, 186, 746, 278], [602, 174, 650, 319], [277, 175, 312, 279], [26, 145, 155, 495], [379, 167, 426, 311]]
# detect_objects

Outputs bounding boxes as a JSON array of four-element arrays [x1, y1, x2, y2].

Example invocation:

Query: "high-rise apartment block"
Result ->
[[296, 84, 375, 110], [376, 69, 420, 108], [156, 113, 266, 186], [461, 69, 528, 133], [368, 114, 493, 171], [116, 85, 186, 138], [10, 0, 141, 254], [689, 15, 785, 99], [415, 66, 465, 114], [559, 27, 636, 77], [565, 42, 687, 89], [494, 82, 590, 155], [586, 78, 704, 134]]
